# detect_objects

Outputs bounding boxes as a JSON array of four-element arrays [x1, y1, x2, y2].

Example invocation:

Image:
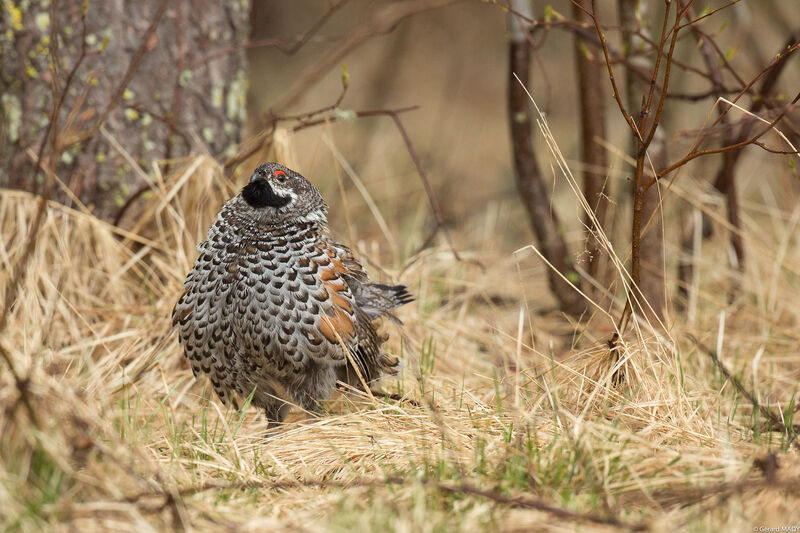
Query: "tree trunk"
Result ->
[[572, 0, 610, 296], [508, 0, 586, 317], [618, 0, 667, 322], [0, 0, 250, 220]]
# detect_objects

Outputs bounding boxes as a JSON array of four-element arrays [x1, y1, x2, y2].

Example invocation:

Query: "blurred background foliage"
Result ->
[[2, 1, 797, 292], [4, 0, 798, 316]]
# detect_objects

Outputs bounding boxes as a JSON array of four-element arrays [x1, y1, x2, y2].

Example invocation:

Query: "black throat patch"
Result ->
[[241, 180, 291, 209]]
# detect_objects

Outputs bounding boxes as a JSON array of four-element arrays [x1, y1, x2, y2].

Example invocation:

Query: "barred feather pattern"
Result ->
[[172, 162, 411, 424]]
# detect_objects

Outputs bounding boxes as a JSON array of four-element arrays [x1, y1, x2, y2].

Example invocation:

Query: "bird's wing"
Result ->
[[296, 238, 363, 366], [332, 243, 413, 320], [312, 241, 404, 383]]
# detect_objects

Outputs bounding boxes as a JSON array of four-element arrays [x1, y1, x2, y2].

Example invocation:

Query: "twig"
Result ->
[[651, 473, 800, 528], [640, 1, 694, 150], [271, 76, 350, 124], [434, 481, 647, 531], [310, 107, 466, 263], [713, 32, 800, 193], [0, 344, 40, 427], [628, 1, 686, 327], [227, 100, 466, 265], [121, 476, 648, 530], [652, 92, 800, 182], [495, 1, 751, 99], [291, 106, 417, 130], [678, 0, 743, 30], [113, 184, 155, 228], [221, 104, 418, 171], [270, 0, 457, 115], [386, 112, 464, 263], [751, 142, 799, 155], [682, 20, 747, 90], [652, 41, 800, 185], [278, 0, 351, 56], [610, 0, 687, 337], [667, 88, 745, 101]]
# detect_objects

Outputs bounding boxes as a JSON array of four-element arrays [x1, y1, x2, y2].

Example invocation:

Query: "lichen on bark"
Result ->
[[0, 0, 251, 219]]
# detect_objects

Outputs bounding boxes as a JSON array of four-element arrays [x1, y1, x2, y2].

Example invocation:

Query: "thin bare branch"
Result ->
[[651, 92, 800, 183], [122, 476, 648, 530], [271, 0, 457, 114]]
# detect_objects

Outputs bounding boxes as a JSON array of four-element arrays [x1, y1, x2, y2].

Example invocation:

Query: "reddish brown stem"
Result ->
[[651, 41, 800, 187], [713, 32, 800, 193], [652, 93, 800, 183]]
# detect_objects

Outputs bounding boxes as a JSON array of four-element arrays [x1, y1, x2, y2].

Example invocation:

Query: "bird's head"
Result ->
[[238, 162, 327, 225]]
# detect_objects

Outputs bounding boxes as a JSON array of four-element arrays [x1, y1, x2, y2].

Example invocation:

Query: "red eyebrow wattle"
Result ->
[[274, 170, 286, 177]]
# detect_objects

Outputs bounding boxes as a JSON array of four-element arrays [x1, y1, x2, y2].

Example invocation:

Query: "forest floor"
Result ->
[[1, 154, 799, 532]]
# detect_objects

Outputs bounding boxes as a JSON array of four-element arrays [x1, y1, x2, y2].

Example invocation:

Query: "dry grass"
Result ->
[[2, 141, 800, 532]]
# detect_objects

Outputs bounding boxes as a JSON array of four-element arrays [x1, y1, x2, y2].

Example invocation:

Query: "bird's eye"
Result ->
[[274, 170, 287, 183]]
